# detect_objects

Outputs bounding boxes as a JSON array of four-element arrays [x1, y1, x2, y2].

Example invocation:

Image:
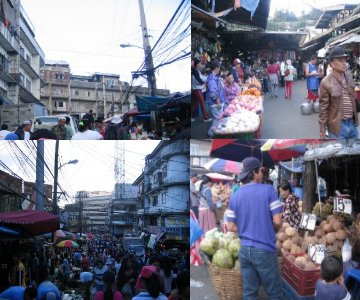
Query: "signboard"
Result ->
[[333, 197, 352, 215], [147, 234, 157, 249], [308, 244, 326, 264], [165, 217, 189, 227], [299, 213, 317, 231]]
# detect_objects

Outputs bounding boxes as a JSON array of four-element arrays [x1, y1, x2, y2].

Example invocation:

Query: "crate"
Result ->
[[282, 278, 315, 300], [282, 253, 320, 297]]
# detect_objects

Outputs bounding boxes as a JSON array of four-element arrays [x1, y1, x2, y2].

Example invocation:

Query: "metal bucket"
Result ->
[[301, 102, 313, 115], [313, 101, 320, 113]]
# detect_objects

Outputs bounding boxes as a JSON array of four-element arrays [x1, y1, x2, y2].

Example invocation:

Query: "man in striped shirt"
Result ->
[[226, 157, 283, 300], [319, 46, 358, 139]]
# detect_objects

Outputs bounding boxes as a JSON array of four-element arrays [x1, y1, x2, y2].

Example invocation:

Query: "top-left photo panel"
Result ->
[[0, 0, 191, 141]]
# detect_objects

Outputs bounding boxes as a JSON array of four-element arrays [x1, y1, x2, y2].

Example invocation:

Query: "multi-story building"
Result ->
[[40, 62, 171, 117], [190, 139, 212, 175], [109, 183, 138, 235], [0, 1, 44, 105], [133, 141, 189, 247]]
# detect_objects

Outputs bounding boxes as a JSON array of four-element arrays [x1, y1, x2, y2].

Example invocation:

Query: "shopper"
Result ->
[[168, 270, 190, 300], [0, 285, 37, 300], [116, 257, 136, 300], [191, 59, 212, 122], [305, 55, 320, 102], [159, 256, 173, 296], [226, 157, 283, 299], [231, 58, 245, 84], [51, 117, 67, 140], [284, 59, 295, 99], [95, 270, 123, 300], [206, 59, 226, 137], [319, 46, 358, 139], [15, 120, 32, 140], [280, 60, 286, 88], [0, 124, 11, 140], [72, 118, 103, 140], [190, 173, 200, 220], [315, 256, 351, 300], [278, 181, 301, 229], [198, 175, 217, 234], [93, 260, 108, 292], [36, 279, 61, 300], [267, 60, 280, 98], [132, 266, 167, 300]]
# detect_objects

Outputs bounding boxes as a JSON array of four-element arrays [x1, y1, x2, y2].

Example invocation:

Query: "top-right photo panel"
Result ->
[[191, 0, 360, 139]]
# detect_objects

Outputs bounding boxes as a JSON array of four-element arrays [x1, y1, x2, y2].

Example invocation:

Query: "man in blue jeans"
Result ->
[[206, 59, 226, 137], [319, 46, 359, 139], [227, 157, 283, 300]]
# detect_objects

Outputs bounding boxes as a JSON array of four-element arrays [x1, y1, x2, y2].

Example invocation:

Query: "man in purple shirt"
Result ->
[[206, 59, 226, 137], [227, 157, 283, 299]]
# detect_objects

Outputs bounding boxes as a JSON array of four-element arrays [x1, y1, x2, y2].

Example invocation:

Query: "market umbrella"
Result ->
[[210, 139, 275, 168], [206, 173, 234, 182], [56, 240, 79, 248], [204, 158, 242, 174], [86, 232, 95, 239]]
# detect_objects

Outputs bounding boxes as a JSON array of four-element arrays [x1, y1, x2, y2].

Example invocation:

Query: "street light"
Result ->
[[59, 159, 79, 170], [120, 43, 144, 50]]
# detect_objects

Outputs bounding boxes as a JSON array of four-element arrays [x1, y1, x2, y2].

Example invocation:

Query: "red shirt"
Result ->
[[267, 64, 279, 75]]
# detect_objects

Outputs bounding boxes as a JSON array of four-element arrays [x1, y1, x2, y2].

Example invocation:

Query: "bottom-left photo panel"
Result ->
[[0, 140, 190, 300]]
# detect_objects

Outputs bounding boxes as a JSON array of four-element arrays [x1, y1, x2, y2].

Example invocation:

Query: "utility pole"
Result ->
[[79, 192, 83, 238], [52, 140, 59, 215], [138, 0, 157, 96], [35, 140, 44, 210], [102, 75, 107, 118]]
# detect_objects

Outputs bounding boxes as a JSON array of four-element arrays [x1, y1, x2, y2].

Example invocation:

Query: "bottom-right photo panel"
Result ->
[[190, 139, 360, 300]]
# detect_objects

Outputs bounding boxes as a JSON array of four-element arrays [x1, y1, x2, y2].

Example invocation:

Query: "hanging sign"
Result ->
[[333, 197, 352, 215], [308, 244, 326, 264]]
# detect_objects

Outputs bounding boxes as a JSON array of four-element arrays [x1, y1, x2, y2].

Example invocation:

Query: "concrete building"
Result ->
[[40, 62, 171, 117], [190, 139, 212, 175], [109, 183, 138, 235], [133, 141, 190, 246], [0, 0, 44, 105]]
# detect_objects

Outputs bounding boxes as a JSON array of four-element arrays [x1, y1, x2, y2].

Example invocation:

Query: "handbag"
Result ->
[[121, 282, 133, 297]]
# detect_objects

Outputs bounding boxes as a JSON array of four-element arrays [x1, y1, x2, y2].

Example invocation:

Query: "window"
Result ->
[[162, 165, 167, 178], [153, 195, 158, 206], [58, 102, 64, 108], [161, 192, 166, 205], [88, 91, 91, 97], [74, 90, 79, 96], [19, 73, 25, 86], [26, 79, 31, 91]]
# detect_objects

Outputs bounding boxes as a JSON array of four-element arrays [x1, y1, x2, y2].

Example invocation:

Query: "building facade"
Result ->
[[190, 139, 212, 175], [134, 141, 190, 246], [0, 0, 44, 105], [40, 62, 171, 117]]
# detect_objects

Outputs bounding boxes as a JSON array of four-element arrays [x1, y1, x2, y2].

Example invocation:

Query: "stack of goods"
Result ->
[[276, 223, 305, 257], [312, 202, 333, 219], [225, 95, 263, 114], [212, 184, 232, 224], [200, 228, 241, 269]]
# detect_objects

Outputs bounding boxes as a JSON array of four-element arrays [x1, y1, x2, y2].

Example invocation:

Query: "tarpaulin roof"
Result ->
[[0, 210, 60, 236], [135, 95, 169, 111]]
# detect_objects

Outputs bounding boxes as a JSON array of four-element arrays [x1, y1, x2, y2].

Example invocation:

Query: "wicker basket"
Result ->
[[206, 258, 243, 300]]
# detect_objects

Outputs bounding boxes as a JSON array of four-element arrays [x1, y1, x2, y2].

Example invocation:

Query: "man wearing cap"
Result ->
[[319, 46, 359, 139], [51, 117, 67, 140], [190, 173, 200, 219], [15, 120, 32, 140], [206, 59, 226, 137], [226, 157, 283, 299]]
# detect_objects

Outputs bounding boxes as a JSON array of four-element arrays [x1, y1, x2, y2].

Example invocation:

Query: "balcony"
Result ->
[[20, 53, 39, 79], [0, 21, 19, 53], [19, 17, 45, 58], [41, 89, 69, 99], [0, 61, 17, 84]]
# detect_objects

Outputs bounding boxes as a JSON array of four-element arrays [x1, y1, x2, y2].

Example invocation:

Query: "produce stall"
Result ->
[[214, 88, 263, 138]]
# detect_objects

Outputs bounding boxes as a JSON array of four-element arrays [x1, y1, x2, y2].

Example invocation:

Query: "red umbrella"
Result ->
[[203, 158, 242, 174]]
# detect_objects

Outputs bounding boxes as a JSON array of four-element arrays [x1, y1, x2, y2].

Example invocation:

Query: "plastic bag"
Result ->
[[342, 238, 352, 262]]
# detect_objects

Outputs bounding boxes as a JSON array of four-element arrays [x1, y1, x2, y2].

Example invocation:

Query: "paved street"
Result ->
[[191, 79, 321, 139]]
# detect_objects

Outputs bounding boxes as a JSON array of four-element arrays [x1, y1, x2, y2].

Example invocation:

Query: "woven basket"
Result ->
[[208, 261, 243, 300]]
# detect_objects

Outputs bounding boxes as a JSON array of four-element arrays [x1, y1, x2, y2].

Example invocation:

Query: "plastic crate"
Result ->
[[282, 253, 320, 297], [282, 278, 315, 300]]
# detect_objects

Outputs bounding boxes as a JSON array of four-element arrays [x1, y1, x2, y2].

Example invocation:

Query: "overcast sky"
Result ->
[[270, 0, 360, 17], [20, 0, 190, 93], [0, 141, 160, 207]]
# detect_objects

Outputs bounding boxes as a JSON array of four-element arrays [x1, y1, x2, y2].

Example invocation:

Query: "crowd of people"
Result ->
[[0, 235, 189, 300]]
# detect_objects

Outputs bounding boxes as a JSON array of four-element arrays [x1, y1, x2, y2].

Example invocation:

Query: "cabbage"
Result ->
[[199, 236, 219, 256], [212, 249, 234, 269], [228, 238, 241, 258], [218, 236, 230, 249], [205, 227, 218, 238]]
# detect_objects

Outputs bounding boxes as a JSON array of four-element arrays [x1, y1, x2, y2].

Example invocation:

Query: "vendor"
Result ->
[[198, 175, 217, 234], [224, 73, 241, 108], [278, 182, 301, 229]]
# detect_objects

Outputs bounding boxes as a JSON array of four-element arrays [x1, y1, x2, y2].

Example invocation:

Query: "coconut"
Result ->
[[327, 215, 337, 223], [228, 238, 241, 258], [315, 229, 325, 239], [283, 222, 291, 228], [335, 229, 347, 241], [325, 232, 336, 245], [304, 261, 317, 271], [323, 223, 333, 233], [332, 221, 344, 231], [212, 249, 234, 269], [282, 239, 293, 250], [281, 248, 289, 256], [287, 255, 296, 263], [276, 240, 282, 251], [285, 227, 297, 237], [278, 232, 287, 242], [320, 220, 328, 228], [292, 235, 301, 246], [294, 256, 307, 270], [200, 236, 219, 256]]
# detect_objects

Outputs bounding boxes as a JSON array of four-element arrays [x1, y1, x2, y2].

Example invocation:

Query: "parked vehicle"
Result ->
[[31, 115, 78, 134], [123, 237, 145, 257]]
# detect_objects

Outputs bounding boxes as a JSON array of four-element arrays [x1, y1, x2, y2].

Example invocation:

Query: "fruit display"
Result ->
[[240, 87, 262, 97], [225, 95, 263, 114], [312, 202, 333, 218], [200, 228, 241, 269], [276, 223, 304, 256], [211, 184, 232, 204], [215, 109, 260, 134], [286, 254, 319, 271]]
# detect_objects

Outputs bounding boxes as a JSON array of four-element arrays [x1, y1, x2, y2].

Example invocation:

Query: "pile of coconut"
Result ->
[[211, 183, 232, 204], [276, 223, 305, 256], [287, 254, 320, 271]]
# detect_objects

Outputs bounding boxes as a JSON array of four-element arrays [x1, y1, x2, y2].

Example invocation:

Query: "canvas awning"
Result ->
[[339, 35, 360, 45], [0, 210, 60, 236]]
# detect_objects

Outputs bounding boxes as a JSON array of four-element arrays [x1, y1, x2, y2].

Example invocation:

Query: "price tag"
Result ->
[[308, 244, 326, 264], [299, 213, 317, 231], [333, 197, 352, 215]]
